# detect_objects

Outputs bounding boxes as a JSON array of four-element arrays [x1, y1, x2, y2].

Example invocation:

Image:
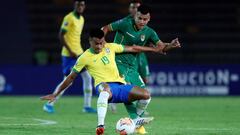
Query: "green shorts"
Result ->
[[116, 62, 145, 88], [137, 53, 150, 79]]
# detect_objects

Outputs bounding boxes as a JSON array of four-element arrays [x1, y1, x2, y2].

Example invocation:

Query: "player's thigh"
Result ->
[[107, 83, 134, 103]]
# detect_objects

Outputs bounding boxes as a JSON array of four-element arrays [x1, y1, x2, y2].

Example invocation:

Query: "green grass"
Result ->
[[0, 96, 240, 135]]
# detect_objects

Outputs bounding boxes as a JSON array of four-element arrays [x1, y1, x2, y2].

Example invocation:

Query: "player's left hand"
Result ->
[[170, 38, 181, 48], [40, 94, 56, 103]]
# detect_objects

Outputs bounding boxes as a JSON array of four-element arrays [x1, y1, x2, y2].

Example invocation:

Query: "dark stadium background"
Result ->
[[0, 0, 240, 95]]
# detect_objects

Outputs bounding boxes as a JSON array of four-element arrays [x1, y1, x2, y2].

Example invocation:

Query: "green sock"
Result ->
[[124, 102, 138, 119]]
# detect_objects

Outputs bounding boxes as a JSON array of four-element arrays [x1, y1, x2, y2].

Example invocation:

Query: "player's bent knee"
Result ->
[[98, 83, 111, 93], [142, 89, 150, 100]]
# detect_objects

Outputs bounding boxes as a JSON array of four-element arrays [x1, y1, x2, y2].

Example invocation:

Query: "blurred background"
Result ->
[[0, 0, 240, 96]]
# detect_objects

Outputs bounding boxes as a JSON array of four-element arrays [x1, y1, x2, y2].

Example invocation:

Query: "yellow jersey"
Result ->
[[72, 43, 126, 86], [60, 11, 84, 56]]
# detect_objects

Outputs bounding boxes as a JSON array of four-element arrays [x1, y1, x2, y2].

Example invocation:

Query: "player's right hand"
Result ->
[[40, 94, 56, 103]]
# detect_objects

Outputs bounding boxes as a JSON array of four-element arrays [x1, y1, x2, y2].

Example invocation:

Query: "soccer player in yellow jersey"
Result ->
[[41, 29, 165, 135], [43, 0, 96, 113]]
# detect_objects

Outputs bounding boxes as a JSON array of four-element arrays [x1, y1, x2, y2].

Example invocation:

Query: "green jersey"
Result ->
[[110, 17, 160, 68], [113, 15, 132, 44]]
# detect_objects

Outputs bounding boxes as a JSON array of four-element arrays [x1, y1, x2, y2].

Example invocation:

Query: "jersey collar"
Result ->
[[73, 11, 81, 19], [89, 47, 96, 54]]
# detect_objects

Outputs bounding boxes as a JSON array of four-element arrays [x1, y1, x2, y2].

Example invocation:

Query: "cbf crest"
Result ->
[[64, 21, 68, 26], [140, 34, 145, 42], [105, 48, 110, 54]]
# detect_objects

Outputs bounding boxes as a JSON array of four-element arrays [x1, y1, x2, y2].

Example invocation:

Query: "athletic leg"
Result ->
[[96, 83, 112, 135], [81, 70, 96, 113]]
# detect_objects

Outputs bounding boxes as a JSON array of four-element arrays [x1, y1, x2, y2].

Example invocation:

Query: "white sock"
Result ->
[[136, 98, 151, 116], [81, 71, 93, 108], [97, 91, 109, 126]]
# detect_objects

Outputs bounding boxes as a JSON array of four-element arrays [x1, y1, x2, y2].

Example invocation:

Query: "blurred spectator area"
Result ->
[[2, 0, 240, 65]]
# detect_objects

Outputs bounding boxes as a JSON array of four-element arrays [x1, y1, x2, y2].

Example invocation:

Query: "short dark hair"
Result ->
[[130, 0, 142, 4], [89, 28, 104, 39], [138, 5, 151, 14]]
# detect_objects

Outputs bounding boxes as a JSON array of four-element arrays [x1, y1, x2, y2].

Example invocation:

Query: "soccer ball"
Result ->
[[116, 117, 136, 135]]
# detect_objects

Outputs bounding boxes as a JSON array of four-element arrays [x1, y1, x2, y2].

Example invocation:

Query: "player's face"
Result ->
[[89, 37, 105, 54], [134, 12, 150, 30], [129, 3, 141, 16], [74, 1, 85, 14]]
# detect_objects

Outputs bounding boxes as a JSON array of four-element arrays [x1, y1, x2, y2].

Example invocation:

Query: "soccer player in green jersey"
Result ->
[[119, 0, 150, 84], [102, 4, 181, 134], [41, 28, 165, 135], [108, 0, 143, 115], [43, 0, 96, 113], [118, 0, 150, 83]]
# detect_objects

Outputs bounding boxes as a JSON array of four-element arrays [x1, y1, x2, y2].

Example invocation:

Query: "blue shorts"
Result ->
[[62, 56, 86, 76], [62, 56, 77, 76], [95, 82, 134, 103]]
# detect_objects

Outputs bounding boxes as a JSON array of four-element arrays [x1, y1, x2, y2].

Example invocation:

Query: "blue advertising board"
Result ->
[[147, 64, 240, 96], [0, 65, 90, 95], [0, 65, 239, 95]]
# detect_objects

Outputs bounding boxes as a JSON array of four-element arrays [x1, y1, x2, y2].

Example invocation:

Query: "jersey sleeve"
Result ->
[[149, 29, 161, 45], [60, 16, 71, 32], [109, 43, 125, 53], [72, 55, 86, 73], [109, 18, 127, 32]]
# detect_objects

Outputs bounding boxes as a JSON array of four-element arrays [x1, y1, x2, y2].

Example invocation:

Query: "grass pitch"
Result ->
[[0, 96, 240, 135]]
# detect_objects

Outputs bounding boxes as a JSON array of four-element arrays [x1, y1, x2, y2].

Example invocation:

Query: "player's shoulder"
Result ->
[[122, 15, 132, 21], [114, 16, 131, 25], [144, 26, 157, 34], [82, 49, 92, 56], [105, 43, 124, 52], [77, 50, 89, 59], [80, 15, 85, 20], [64, 12, 74, 20], [105, 42, 121, 48], [104, 43, 113, 49], [144, 25, 154, 31]]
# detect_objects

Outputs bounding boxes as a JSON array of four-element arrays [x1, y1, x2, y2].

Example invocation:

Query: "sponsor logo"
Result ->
[[140, 34, 145, 41]]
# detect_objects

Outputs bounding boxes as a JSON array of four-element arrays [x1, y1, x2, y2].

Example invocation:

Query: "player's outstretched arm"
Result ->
[[124, 45, 161, 53], [40, 71, 78, 102], [162, 38, 181, 52]]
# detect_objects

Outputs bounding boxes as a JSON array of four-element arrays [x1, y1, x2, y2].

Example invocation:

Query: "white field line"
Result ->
[[0, 117, 57, 126], [33, 118, 57, 125]]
